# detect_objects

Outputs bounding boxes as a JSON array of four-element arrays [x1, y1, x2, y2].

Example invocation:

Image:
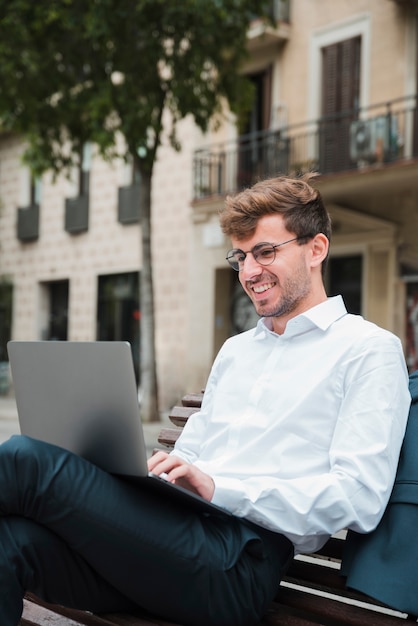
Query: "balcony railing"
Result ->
[[251, 0, 290, 22], [392, 0, 418, 6], [193, 93, 418, 200], [271, 0, 290, 21], [248, 0, 291, 49]]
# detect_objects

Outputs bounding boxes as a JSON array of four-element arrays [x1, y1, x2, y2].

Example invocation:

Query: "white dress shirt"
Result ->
[[172, 296, 411, 554]]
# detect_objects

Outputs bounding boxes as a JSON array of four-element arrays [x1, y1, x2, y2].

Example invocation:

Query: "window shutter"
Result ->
[[320, 36, 361, 174]]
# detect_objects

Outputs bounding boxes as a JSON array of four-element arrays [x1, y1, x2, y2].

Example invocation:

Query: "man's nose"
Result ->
[[240, 253, 263, 279]]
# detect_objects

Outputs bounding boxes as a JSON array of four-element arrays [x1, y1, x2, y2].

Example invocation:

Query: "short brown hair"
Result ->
[[220, 173, 331, 244]]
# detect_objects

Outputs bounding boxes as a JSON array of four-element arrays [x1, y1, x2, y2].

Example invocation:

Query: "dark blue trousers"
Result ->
[[0, 435, 293, 626]]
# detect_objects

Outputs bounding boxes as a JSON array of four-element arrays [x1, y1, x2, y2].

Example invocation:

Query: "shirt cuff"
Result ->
[[211, 475, 246, 515]]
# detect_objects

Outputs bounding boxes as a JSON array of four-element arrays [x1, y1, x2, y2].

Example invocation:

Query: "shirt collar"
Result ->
[[254, 295, 348, 338]]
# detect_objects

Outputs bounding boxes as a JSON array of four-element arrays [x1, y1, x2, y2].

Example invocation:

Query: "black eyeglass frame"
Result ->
[[226, 235, 311, 271]]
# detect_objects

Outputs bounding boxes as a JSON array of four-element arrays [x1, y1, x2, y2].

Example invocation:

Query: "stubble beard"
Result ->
[[250, 266, 311, 319]]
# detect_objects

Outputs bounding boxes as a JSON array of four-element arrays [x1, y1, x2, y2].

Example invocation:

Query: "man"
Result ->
[[0, 175, 411, 626]]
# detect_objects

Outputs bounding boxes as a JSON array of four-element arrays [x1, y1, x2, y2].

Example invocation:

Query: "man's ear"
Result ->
[[310, 233, 329, 269]]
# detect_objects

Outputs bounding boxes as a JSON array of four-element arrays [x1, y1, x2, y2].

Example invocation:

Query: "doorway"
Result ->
[[320, 36, 361, 173], [97, 272, 140, 383], [40, 280, 69, 341], [326, 255, 363, 315]]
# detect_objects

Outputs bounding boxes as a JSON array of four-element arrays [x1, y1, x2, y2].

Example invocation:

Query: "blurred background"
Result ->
[[1, 0, 418, 425]]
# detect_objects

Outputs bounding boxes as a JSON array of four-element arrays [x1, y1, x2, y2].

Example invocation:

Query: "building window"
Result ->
[[319, 36, 361, 173], [406, 280, 418, 372], [0, 280, 13, 362], [0, 280, 13, 395], [326, 254, 363, 315], [308, 13, 371, 166], [17, 169, 41, 241], [64, 143, 91, 234], [118, 158, 141, 224], [230, 274, 259, 335], [97, 272, 140, 383], [40, 280, 69, 341], [238, 66, 274, 188]]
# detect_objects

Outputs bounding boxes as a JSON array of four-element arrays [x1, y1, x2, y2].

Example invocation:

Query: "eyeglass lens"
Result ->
[[227, 243, 276, 271]]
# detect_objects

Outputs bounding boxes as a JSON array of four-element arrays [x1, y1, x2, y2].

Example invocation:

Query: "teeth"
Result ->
[[253, 283, 274, 293]]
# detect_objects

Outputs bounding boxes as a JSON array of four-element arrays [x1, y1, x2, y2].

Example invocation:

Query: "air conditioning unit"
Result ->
[[350, 116, 394, 162]]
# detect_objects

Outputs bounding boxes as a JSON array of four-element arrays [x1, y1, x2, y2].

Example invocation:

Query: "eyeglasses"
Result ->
[[226, 236, 309, 271]]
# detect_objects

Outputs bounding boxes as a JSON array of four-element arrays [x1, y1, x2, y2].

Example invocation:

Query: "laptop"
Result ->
[[7, 340, 231, 517]]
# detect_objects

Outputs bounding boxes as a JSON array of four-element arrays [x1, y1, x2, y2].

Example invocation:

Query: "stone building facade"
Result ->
[[1, 0, 418, 409]]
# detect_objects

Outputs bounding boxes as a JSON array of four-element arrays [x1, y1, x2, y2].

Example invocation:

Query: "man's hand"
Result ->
[[148, 451, 215, 502]]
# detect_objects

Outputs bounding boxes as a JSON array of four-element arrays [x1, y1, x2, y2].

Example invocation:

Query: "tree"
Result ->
[[0, 0, 272, 421]]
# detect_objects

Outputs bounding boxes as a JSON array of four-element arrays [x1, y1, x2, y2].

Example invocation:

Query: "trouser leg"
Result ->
[[0, 516, 138, 626], [0, 435, 293, 626]]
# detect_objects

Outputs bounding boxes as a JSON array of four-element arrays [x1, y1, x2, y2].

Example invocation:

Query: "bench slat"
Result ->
[[181, 393, 203, 408], [285, 559, 345, 593], [314, 535, 345, 560], [21, 596, 181, 626], [101, 614, 181, 626], [168, 406, 198, 427], [21, 597, 108, 625], [261, 603, 329, 626], [157, 427, 182, 447], [273, 586, 407, 626]]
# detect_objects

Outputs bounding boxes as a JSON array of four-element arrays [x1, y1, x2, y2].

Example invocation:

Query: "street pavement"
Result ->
[[0, 393, 171, 456]]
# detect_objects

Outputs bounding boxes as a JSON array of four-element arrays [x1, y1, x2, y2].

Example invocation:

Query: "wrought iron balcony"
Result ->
[[272, 0, 290, 21], [193, 93, 418, 200], [392, 0, 418, 6], [17, 203, 39, 242], [248, 0, 291, 50]]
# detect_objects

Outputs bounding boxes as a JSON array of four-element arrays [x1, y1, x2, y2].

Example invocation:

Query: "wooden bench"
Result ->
[[20, 393, 418, 626]]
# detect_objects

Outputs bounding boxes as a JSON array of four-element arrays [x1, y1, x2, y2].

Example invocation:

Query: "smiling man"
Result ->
[[0, 174, 411, 626], [150, 173, 410, 561], [224, 176, 330, 333]]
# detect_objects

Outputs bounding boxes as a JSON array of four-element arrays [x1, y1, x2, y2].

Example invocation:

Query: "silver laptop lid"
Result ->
[[7, 340, 148, 477]]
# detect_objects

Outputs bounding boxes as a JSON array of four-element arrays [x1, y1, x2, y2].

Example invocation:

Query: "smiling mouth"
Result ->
[[252, 282, 275, 294]]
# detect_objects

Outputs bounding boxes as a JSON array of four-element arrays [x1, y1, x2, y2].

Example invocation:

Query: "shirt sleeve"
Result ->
[[170, 349, 222, 463], [210, 333, 410, 549], [172, 330, 411, 554]]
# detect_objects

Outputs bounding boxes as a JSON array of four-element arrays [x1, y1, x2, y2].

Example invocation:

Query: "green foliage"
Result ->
[[0, 0, 272, 176]]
